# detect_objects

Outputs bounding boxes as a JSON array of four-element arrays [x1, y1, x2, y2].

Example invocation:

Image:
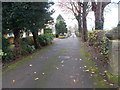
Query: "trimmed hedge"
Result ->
[[87, 30, 109, 62]]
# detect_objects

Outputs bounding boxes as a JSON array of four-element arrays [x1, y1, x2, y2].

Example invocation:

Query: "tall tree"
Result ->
[[55, 15, 67, 35], [2, 2, 54, 57], [57, 1, 91, 41], [25, 2, 54, 49], [2, 2, 29, 57], [82, 2, 88, 42], [58, 2, 82, 34], [92, 1, 110, 30]]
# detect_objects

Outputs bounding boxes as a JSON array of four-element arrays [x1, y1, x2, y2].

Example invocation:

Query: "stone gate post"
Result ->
[[105, 22, 120, 75]]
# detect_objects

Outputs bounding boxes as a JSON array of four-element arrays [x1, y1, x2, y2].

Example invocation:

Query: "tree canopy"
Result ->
[[55, 15, 67, 35]]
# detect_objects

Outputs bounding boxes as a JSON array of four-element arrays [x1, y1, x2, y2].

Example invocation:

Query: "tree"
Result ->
[[44, 28, 52, 34], [82, 2, 88, 42], [2, 2, 30, 57], [2, 2, 54, 57], [25, 2, 54, 49], [55, 15, 67, 35], [57, 1, 91, 41], [92, 1, 110, 30], [58, 2, 82, 34]]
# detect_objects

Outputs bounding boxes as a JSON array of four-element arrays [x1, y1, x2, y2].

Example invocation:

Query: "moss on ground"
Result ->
[[3, 45, 51, 74], [106, 72, 120, 85], [80, 41, 120, 87], [36, 57, 58, 88], [81, 47, 110, 88], [36, 48, 69, 88]]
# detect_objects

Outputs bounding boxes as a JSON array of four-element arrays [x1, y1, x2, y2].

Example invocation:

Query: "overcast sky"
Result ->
[[51, 1, 119, 31]]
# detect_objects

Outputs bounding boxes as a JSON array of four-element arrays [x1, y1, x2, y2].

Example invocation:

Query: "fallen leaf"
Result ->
[[73, 79, 76, 83], [42, 72, 45, 75], [34, 72, 37, 74], [12, 80, 16, 83], [56, 67, 59, 69], [29, 64, 32, 67], [109, 83, 114, 86], [91, 72, 95, 74], [79, 59, 82, 61], [34, 78, 39, 80], [104, 70, 107, 73], [61, 60, 64, 64], [103, 79, 107, 82], [85, 70, 90, 72]]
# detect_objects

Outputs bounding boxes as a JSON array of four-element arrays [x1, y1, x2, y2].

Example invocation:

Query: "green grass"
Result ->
[[81, 47, 110, 88], [3, 45, 51, 74], [106, 72, 120, 85], [81, 44, 120, 87]]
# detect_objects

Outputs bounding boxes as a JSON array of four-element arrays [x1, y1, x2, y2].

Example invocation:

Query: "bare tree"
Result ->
[[57, 1, 91, 41], [58, 1, 83, 34]]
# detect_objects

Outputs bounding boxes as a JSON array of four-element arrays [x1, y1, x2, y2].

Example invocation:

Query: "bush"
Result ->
[[38, 34, 54, 46], [21, 41, 35, 55], [2, 37, 14, 62], [87, 30, 105, 46], [2, 49, 14, 62], [44, 28, 52, 34], [87, 30, 109, 61], [22, 36, 34, 46], [102, 36, 109, 56], [2, 37, 10, 52]]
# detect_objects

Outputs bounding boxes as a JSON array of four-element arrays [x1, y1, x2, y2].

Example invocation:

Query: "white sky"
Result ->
[[51, 1, 119, 31]]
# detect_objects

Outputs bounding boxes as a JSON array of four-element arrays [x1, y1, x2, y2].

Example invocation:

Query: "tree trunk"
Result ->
[[13, 30, 21, 58], [82, 2, 88, 42], [94, 2, 104, 30], [76, 16, 82, 36], [92, 2, 110, 30], [31, 31, 41, 49]]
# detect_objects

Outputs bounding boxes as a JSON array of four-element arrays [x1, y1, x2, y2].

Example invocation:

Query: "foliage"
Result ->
[[38, 34, 54, 46], [87, 30, 109, 62], [75, 30, 80, 37], [106, 72, 119, 84], [21, 41, 35, 55], [2, 49, 14, 62], [44, 28, 52, 34], [2, 37, 10, 52], [22, 37, 34, 46], [2, 2, 54, 51], [55, 15, 67, 35], [2, 37, 14, 62], [88, 30, 104, 46], [102, 36, 109, 55]]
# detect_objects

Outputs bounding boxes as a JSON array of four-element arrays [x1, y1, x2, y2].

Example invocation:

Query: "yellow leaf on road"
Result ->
[[42, 72, 45, 75], [34, 72, 37, 74], [34, 78, 39, 80], [29, 64, 32, 67], [12, 80, 16, 83]]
